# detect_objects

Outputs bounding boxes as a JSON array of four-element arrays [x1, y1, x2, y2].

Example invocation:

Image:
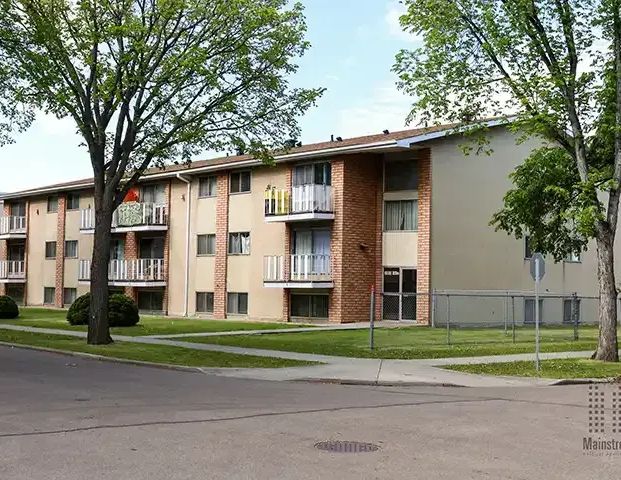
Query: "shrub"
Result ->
[[67, 293, 90, 325], [66, 293, 140, 327], [0, 295, 19, 319], [108, 294, 140, 327]]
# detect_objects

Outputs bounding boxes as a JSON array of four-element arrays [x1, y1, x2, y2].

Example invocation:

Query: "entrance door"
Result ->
[[382, 267, 417, 321]]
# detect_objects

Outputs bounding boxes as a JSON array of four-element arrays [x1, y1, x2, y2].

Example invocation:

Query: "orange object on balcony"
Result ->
[[124, 188, 139, 203]]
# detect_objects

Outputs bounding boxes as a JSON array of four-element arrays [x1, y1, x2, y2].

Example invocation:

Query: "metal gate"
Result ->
[[382, 293, 416, 321]]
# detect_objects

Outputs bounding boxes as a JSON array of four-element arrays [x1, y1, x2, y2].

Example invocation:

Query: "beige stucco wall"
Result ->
[[429, 127, 604, 324], [226, 165, 287, 320], [166, 179, 188, 316], [383, 232, 418, 267], [26, 197, 57, 304]]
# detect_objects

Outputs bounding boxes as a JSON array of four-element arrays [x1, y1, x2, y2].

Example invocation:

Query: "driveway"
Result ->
[[0, 346, 617, 479]]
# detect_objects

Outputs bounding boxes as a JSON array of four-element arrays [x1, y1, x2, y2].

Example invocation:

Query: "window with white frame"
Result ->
[[196, 292, 214, 313], [66, 193, 80, 210], [43, 287, 55, 304], [228, 232, 250, 254], [198, 176, 217, 197], [292, 162, 331, 186], [65, 240, 78, 258], [227, 292, 248, 314], [197, 234, 216, 255], [47, 196, 58, 213], [63, 288, 77, 306], [384, 159, 418, 191], [384, 200, 418, 231], [45, 241, 57, 259], [230, 171, 251, 193]]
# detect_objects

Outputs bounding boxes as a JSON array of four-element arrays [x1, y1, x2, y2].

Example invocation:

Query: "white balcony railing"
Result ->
[[264, 254, 332, 282], [0, 216, 26, 235], [79, 258, 166, 282], [0, 260, 25, 279], [264, 184, 333, 216], [80, 203, 168, 230]]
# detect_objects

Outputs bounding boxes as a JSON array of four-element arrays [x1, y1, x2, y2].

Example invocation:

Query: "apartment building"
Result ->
[[0, 121, 605, 324]]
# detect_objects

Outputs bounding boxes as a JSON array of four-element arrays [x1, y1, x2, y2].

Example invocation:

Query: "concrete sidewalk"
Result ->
[[0, 323, 596, 387]]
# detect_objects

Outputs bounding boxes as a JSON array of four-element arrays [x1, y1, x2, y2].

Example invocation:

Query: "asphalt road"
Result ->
[[0, 346, 618, 479]]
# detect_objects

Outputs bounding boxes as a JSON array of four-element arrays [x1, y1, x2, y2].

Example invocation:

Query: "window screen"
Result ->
[[199, 176, 217, 197], [228, 232, 250, 254], [385, 160, 418, 191], [66, 193, 80, 210], [196, 292, 214, 313], [65, 240, 78, 258], [44, 287, 55, 304], [47, 196, 58, 213], [63, 288, 77, 306], [524, 298, 544, 324], [230, 171, 251, 193], [197, 234, 216, 255], [45, 241, 57, 259], [227, 292, 248, 314], [384, 200, 418, 231]]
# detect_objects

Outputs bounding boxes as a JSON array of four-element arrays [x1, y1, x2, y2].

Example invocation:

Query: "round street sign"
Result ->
[[530, 253, 545, 281]]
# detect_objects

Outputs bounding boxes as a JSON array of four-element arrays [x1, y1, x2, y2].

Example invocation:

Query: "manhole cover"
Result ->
[[314, 441, 380, 453]]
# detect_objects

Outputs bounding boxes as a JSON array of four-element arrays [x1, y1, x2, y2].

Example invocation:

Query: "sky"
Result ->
[[0, 0, 420, 192]]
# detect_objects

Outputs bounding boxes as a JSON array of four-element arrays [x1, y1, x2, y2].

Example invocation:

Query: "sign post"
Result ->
[[369, 285, 375, 350], [530, 253, 545, 373]]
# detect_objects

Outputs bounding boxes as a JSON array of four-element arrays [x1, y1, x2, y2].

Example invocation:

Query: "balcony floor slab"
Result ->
[[0, 233, 27, 240], [264, 212, 334, 223], [263, 281, 334, 289]]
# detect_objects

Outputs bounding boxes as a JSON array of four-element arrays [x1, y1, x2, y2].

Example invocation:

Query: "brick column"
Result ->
[[328, 159, 345, 322], [0, 203, 9, 296], [124, 231, 138, 300], [416, 148, 432, 324], [213, 173, 230, 319], [22, 200, 29, 306], [161, 180, 171, 312], [374, 174, 384, 320], [54, 195, 66, 307], [282, 166, 293, 322]]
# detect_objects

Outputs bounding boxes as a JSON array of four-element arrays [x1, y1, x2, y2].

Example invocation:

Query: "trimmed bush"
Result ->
[[67, 293, 90, 325], [0, 295, 19, 319], [108, 294, 140, 327], [66, 293, 140, 327]]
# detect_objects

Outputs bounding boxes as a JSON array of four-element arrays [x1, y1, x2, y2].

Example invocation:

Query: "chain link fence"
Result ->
[[380, 290, 602, 347]]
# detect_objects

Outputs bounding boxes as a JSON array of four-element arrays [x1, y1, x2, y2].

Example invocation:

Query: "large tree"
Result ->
[[394, 0, 621, 360], [0, 0, 322, 344]]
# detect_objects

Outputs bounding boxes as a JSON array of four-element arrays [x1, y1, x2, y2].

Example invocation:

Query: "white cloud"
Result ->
[[334, 82, 416, 137], [385, 1, 422, 43]]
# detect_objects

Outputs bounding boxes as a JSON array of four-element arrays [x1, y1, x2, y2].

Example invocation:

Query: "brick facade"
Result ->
[[416, 148, 432, 324], [54, 195, 66, 307], [0, 202, 9, 296], [282, 166, 293, 322], [124, 231, 138, 300], [329, 155, 382, 323], [213, 173, 230, 318]]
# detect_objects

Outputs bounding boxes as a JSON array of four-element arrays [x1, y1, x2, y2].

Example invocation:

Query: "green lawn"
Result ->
[[179, 325, 610, 359], [0, 329, 315, 368], [445, 359, 621, 379], [0, 307, 311, 336]]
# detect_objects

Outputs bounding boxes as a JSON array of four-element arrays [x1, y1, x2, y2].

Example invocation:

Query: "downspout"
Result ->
[[176, 173, 192, 317]]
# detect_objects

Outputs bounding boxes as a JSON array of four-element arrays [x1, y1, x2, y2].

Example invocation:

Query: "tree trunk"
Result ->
[[87, 204, 114, 345], [593, 228, 619, 361]]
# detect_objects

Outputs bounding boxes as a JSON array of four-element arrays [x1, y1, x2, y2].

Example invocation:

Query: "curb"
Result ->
[[0, 341, 204, 373], [296, 378, 466, 388], [551, 378, 618, 385]]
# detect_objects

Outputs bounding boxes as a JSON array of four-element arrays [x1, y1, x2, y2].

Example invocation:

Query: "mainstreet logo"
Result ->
[[583, 384, 621, 456]]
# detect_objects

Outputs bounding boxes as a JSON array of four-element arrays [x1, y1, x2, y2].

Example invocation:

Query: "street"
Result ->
[[0, 346, 618, 479]]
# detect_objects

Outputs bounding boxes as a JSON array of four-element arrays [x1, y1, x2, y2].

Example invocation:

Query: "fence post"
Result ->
[[572, 292, 579, 341], [446, 294, 451, 346], [369, 285, 375, 350], [431, 289, 436, 328], [511, 295, 516, 344], [504, 291, 509, 335]]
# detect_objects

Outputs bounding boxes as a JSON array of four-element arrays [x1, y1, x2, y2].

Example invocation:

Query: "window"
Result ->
[[110, 239, 125, 260], [137, 289, 164, 312], [291, 294, 329, 318], [43, 287, 55, 304], [45, 241, 57, 259], [6, 284, 24, 305], [385, 159, 418, 191], [66, 193, 80, 210], [196, 292, 214, 313], [293, 162, 331, 186], [65, 240, 78, 258], [228, 232, 250, 255], [141, 184, 166, 204], [230, 171, 251, 193], [524, 236, 533, 259], [47, 195, 58, 213], [63, 288, 77, 306], [227, 292, 248, 315], [384, 200, 418, 231], [565, 251, 581, 263], [563, 298, 581, 324], [140, 237, 165, 258], [9, 202, 25, 217], [197, 234, 216, 255], [198, 176, 218, 197], [524, 298, 544, 324]]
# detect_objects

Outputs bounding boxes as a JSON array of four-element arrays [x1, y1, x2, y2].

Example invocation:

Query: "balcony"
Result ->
[[79, 258, 166, 287], [264, 185, 334, 222], [0, 216, 26, 239], [80, 203, 168, 233], [263, 254, 333, 288], [0, 260, 25, 283]]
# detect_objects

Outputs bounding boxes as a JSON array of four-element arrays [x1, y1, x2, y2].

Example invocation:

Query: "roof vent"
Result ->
[[336, 136, 343, 142], [284, 139, 301, 149], [383, 129, 390, 135]]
